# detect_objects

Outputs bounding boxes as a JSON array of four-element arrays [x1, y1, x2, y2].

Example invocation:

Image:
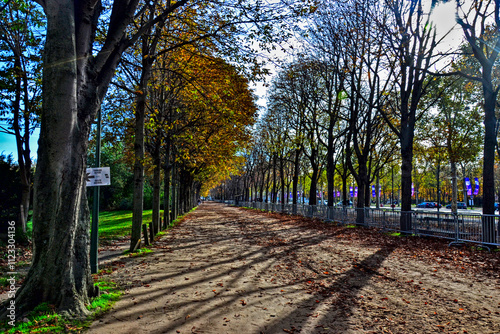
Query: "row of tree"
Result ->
[[214, 0, 500, 236], [0, 0, 317, 318]]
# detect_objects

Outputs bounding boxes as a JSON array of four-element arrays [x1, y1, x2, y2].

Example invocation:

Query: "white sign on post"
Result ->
[[86, 167, 111, 187]]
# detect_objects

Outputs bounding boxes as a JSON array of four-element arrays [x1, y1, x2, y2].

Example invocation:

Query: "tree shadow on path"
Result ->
[[261, 246, 396, 333], [88, 202, 396, 334]]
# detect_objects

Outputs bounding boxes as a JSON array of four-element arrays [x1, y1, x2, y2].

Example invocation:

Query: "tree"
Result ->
[[171, 53, 257, 211], [434, 0, 500, 218], [265, 65, 307, 207], [0, 154, 22, 231], [143, 44, 257, 215], [9, 0, 190, 317], [5, 0, 316, 316], [283, 60, 327, 206], [426, 0, 500, 242], [423, 75, 482, 213], [379, 0, 443, 232], [0, 0, 43, 239], [337, 0, 391, 222]]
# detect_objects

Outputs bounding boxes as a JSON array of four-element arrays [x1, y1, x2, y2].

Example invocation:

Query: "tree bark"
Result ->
[[481, 76, 497, 243], [272, 154, 277, 203], [290, 150, 300, 213], [308, 156, 319, 206], [131, 92, 145, 251], [163, 140, 171, 229], [171, 163, 177, 222], [280, 156, 285, 207], [152, 142, 161, 237], [12, 54, 31, 239], [12, 1, 97, 315], [451, 160, 458, 213], [342, 171, 348, 206], [400, 125, 414, 232], [326, 134, 335, 208], [376, 174, 381, 209], [130, 34, 155, 251]]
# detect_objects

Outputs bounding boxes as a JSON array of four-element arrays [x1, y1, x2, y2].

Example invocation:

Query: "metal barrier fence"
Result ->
[[234, 201, 500, 249]]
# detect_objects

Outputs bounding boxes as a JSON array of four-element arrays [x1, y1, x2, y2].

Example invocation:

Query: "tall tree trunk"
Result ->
[[482, 78, 497, 243], [364, 180, 370, 207], [12, 55, 30, 238], [272, 154, 277, 203], [254, 181, 258, 202], [451, 160, 458, 213], [292, 148, 300, 206], [171, 163, 177, 221], [400, 125, 414, 232], [376, 174, 381, 209], [309, 163, 319, 206], [342, 173, 348, 206], [163, 167, 171, 227], [163, 141, 171, 229], [326, 137, 335, 207], [259, 168, 265, 201], [356, 181, 365, 225], [130, 36, 154, 251], [13, 3, 97, 315], [280, 156, 285, 207], [265, 168, 270, 202], [152, 144, 161, 238], [131, 98, 145, 250]]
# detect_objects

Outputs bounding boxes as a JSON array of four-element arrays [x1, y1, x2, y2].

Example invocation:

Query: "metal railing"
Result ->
[[234, 201, 500, 249]]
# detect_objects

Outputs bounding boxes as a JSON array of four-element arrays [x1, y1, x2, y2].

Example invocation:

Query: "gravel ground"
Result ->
[[87, 202, 500, 334]]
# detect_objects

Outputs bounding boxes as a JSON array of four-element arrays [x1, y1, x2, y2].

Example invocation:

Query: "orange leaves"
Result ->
[[146, 43, 257, 194]]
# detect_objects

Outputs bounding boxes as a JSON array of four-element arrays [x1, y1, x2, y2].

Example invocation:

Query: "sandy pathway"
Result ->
[[87, 202, 500, 334]]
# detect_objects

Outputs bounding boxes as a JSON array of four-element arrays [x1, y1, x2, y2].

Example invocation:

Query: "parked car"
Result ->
[[432, 202, 442, 208], [416, 202, 434, 208], [445, 202, 467, 209]]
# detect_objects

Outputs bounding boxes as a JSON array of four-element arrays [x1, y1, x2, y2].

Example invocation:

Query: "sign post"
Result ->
[[86, 167, 111, 187], [88, 109, 111, 274], [87, 164, 111, 274]]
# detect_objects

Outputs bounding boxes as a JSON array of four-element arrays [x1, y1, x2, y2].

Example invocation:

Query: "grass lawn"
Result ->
[[98, 209, 164, 242], [26, 209, 164, 242]]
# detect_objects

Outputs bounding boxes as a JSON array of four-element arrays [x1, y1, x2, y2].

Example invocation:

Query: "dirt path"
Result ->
[[87, 202, 500, 334]]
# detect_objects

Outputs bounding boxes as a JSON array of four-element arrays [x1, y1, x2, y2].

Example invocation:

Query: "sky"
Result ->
[[0, 1, 472, 163], [0, 127, 40, 161]]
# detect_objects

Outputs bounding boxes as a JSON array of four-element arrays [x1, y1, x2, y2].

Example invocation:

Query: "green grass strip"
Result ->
[[0, 278, 122, 333], [122, 247, 153, 257]]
